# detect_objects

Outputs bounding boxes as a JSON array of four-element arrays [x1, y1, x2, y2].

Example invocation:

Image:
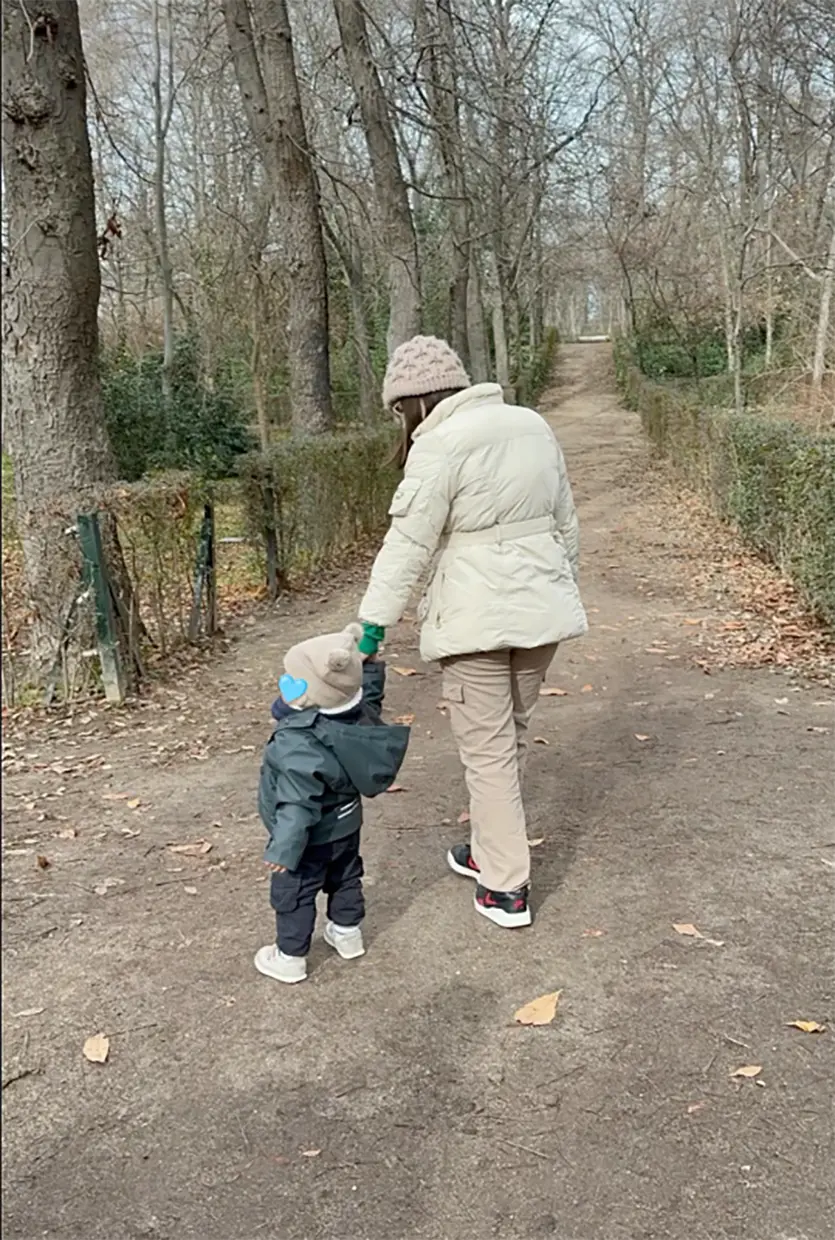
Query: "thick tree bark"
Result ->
[[223, 0, 332, 434], [334, 0, 421, 354], [1, 1, 132, 678]]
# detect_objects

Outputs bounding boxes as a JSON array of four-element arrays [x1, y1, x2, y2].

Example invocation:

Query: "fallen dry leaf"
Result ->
[[457, 810, 471, 825], [634, 734, 651, 742], [183, 886, 198, 895], [14, 1007, 45, 1018], [527, 837, 545, 847], [687, 1101, 708, 1114], [684, 618, 702, 626], [168, 841, 213, 856], [731, 1064, 762, 1079], [301, 1149, 321, 1158], [394, 714, 416, 726], [787, 1020, 826, 1034], [83, 1033, 110, 1064], [36, 854, 50, 870], [539, 687, 568, 697], [581, 684, 594, 694], [582, 928, 605, 938], [514, 990, 562, 1027], [126, 798, 141, 810], [534, 736, 550, 746], [392, 667, 418, 677], [386, 785, 407, 794], [673, 922, 725, 947], [102, 792, 131, 802], [57, 827, 77, 840]]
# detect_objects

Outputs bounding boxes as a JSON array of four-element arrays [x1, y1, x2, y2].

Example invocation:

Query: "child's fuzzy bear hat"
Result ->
[[282, 623, 364, 711]]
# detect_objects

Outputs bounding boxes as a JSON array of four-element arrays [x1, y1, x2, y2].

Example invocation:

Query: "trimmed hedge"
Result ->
[[615, 342, 835, 629], [239, 426, 399, 587], [516, 327, 561, 406]]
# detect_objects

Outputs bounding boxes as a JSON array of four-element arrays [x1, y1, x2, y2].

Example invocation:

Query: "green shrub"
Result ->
[[101, 336, 254, 481], [517, 327, 560, 406], [239, 427, 399, 587], [615, 352, 835, 628]]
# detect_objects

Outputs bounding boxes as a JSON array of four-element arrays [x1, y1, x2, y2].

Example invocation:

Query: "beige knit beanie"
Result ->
[[282, 623, 364, 712], [382, 335, 471, 409]]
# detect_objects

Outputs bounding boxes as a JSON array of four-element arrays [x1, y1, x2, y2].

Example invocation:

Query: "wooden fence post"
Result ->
[[76, 512, 126, 705], [189, 501, 216, 641]]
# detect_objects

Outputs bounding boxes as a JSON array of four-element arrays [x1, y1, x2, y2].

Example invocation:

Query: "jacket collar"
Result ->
[[412, 383, 504, 439]]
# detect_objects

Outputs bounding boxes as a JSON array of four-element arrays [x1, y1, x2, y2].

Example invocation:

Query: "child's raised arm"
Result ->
[[361, 658, 387, 721]]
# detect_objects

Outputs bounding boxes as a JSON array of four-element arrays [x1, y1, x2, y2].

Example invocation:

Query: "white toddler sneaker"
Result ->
[[323, 921, 365, 960], [254, 944, 307, 984]]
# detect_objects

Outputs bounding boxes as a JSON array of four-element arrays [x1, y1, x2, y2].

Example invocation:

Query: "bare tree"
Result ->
[[2, 1, 132, 673], [333, 0, 421, 354], [223, 0, 332, 433]]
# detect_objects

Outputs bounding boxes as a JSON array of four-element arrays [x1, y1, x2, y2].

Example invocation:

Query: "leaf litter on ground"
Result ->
[[83, 1034, 110, 1064], [730, 1064, 762, 1079], [787, 1020, 826, 1033], [673, 922, 725, 947], [514, 991, 562, 1027]]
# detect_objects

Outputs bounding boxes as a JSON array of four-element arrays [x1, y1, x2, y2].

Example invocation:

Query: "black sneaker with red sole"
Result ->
[[474, 883, 532, 928], [446, 843, 481, 880]]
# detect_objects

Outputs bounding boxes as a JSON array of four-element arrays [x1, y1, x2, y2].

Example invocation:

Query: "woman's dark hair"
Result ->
[[391, 388, 463, 469]]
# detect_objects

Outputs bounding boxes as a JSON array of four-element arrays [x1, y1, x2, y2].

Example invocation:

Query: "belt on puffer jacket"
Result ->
[[440, 515, 556, 548]]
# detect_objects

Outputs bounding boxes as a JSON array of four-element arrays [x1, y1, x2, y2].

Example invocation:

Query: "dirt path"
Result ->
[[3, 345, 834, 1240]]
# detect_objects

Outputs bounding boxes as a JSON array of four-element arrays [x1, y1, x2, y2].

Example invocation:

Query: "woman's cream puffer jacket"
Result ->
[[359, 383, 588, 662]]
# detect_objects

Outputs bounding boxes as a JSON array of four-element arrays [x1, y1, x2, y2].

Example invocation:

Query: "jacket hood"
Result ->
[[275, 707, 410, 797], [318, 718, 410, 797]]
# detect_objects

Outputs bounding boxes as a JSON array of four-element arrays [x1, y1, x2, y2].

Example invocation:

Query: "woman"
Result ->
[[358, 336, 587, 929]]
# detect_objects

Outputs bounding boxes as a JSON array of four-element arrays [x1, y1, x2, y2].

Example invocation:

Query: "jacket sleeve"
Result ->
[[361, 659, 387, 721], [262, 745, 325, 871], [553, 442, 580, 582], [359, 438, 452, 628]]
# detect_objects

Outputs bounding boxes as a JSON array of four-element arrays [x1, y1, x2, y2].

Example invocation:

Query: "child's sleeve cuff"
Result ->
[[358, 622, 385, 656]]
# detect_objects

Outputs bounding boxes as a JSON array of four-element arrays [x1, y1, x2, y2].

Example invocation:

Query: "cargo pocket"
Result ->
[[270, 870, 302, 915], [441, 680, 465, 706]]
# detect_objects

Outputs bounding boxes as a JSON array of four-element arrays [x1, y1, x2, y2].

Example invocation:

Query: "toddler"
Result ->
[[255, 623, 410, 983]]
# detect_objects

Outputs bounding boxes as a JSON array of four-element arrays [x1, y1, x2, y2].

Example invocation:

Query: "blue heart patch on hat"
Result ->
[[279, 674, 308, 703]]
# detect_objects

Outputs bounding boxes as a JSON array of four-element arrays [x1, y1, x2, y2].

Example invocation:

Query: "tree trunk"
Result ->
[[487, 253, 513, 399], [152, 0, 176, 405], [812, 215, 835, 391], [416, 0, 470, 366], [1, 1, 133, 680], [323, 216, 378, 420], [334, 0, 420, 354], [223, 0, 332, 434], [467, 251, 490, 382], [346, 244, 378, 421]]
